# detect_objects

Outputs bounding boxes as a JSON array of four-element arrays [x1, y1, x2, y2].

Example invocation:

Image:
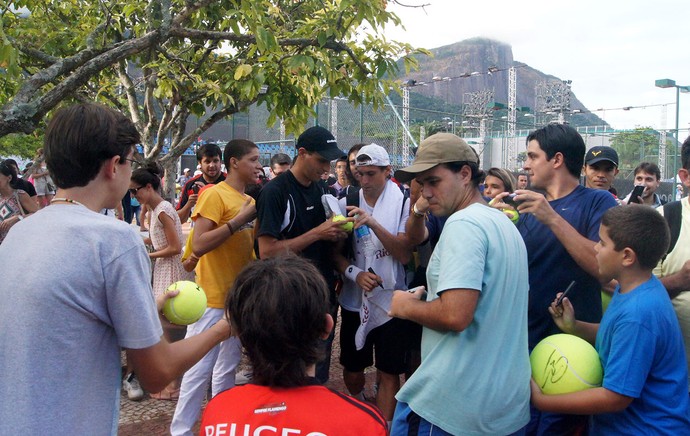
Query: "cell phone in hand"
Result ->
[[192, 184, 200, 194], [628, 185, 645, 204], [504, 193, 523, 208]]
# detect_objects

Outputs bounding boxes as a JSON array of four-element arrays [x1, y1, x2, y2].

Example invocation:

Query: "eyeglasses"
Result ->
[[124, 157, 141, 167], [129, 186, 144, 195]]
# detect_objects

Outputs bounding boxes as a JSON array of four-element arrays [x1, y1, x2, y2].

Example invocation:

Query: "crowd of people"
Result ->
[[1, 102, 689, 435]]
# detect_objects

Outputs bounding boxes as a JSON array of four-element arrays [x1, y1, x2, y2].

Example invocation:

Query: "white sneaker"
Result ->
[[123, 373, 144, 401], [235, 370, 253, 385]]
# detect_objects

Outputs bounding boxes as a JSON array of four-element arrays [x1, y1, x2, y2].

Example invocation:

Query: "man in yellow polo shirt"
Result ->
[[171, 139, 263, 436]]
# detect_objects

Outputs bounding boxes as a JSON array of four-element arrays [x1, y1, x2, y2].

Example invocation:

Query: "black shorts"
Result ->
[[339, 308, 416, 375]]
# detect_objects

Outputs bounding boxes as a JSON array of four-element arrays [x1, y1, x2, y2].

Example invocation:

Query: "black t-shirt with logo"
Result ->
[[256, 170, 336, 302]]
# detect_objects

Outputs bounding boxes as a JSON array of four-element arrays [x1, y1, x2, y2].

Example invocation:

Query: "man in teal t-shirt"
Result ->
[[390, 133, 530, 435]]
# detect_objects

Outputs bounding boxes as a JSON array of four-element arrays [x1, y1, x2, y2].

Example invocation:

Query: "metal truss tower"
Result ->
[[280, 119, 286, 153], [535, 80, 572, 125], [506, 66, 517, 170], [463, 89, 495, 150], [402, 85, 411, 165], [330, 99, 338, 140]]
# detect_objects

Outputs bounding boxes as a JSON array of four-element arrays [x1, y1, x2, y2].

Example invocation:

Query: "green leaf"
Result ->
[[256, 27, 270, 52], [317, 31, 327, 47], [123, 4, 138, 18], [234, 64, 253, 81], [375, 60, 387, 78]]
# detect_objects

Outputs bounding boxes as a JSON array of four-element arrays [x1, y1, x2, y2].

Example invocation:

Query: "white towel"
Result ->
[[354, 180, 406, 350], [356, 287, 395, 350]]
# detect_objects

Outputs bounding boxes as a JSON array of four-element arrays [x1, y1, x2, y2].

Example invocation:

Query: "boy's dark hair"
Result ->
[[681, 136, 690, 170], [223, 139, 258, 170], [633, 162, 661, 181], [196, 143, 222, 163], [225, 255, 329, 388], [270, 152, 291, 169], [131, 162, 163, 191], [44, 103, 140, 189], [442, 161, 485, 188], [526, 124, 585, 179], [601, 205, 670, 270]]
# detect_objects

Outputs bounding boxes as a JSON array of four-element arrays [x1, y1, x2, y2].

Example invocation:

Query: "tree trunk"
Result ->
[[160, 158, 178, 204]]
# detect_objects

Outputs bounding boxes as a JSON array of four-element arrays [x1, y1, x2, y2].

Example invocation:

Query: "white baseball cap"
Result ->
[[355, 143, 390, 167]]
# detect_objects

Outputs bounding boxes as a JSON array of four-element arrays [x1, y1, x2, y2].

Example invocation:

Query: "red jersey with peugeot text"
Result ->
[[200, 383, 387, 436]]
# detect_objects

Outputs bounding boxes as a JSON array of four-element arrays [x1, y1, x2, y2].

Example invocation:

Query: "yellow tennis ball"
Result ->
[[601, 290, 612, 313], [530, 333, 603, 395], [332, 214, 353, 232], [504, 209, 519, 223], [162, 281, 207, 325]]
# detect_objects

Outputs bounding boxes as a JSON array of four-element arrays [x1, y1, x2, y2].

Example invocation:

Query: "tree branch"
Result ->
[[10, 38, 59, 66], [160, 0, 172, 38], [117, 61, 144, 130], [86, 0, 113, 49], [0, 31, 161, 136], [389, 1, 431, 7], [172, 0, 216, 26], [168, 28, 372, 74], [142, 66, 159, 145], [160, 102, 249, 167]]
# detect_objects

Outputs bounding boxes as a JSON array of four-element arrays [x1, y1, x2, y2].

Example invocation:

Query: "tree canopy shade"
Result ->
[[0, 0, 426, 170]]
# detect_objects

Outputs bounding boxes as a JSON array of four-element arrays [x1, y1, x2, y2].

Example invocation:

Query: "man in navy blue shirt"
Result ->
[[512, 124, 618, 435]]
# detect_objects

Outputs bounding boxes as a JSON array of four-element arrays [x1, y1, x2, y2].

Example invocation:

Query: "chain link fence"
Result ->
[[196, 98, 686, 202], [203, 99, 465, 170]]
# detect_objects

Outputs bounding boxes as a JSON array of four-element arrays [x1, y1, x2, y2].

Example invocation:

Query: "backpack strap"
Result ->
[[401, 189, 410, 220], [13, 190, 27, 217], [663, 200, 683, 255]]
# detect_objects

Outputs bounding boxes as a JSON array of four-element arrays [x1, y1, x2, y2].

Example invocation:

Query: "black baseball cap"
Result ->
[[296, 126, 345, 161], [585, 146, 619, 167]]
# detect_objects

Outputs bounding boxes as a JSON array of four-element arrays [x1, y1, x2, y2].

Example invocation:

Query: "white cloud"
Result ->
[[385, 0, 690, 133]]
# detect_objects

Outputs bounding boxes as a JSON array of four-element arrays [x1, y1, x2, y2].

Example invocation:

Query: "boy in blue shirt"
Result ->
[[531, 205, 690, 434]]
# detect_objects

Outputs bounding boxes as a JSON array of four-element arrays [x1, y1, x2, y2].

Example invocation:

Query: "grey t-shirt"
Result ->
[[0, 204, 163, 435]]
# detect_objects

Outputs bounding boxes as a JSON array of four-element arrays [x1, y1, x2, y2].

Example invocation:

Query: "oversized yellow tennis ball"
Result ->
[[332, 214, 353, 232], [163, 281, 207, 325], [530, 333, 603, 395]]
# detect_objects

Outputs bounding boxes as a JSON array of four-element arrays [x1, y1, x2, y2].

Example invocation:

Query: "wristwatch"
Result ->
[[412, 204, 426, 218]]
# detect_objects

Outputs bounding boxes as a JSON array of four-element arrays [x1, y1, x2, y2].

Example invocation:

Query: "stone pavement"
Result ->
[[117, 315, 377, 435]]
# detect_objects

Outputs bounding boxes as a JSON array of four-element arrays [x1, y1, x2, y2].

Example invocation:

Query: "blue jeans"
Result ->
[[314, 303, 338, 384], [131, 204, 141, 226], [392, 402, 527, 436], [527, 404, 589, 436]]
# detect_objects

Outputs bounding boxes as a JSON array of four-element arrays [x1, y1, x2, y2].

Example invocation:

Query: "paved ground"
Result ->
[[118, 316, 377, 435]]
